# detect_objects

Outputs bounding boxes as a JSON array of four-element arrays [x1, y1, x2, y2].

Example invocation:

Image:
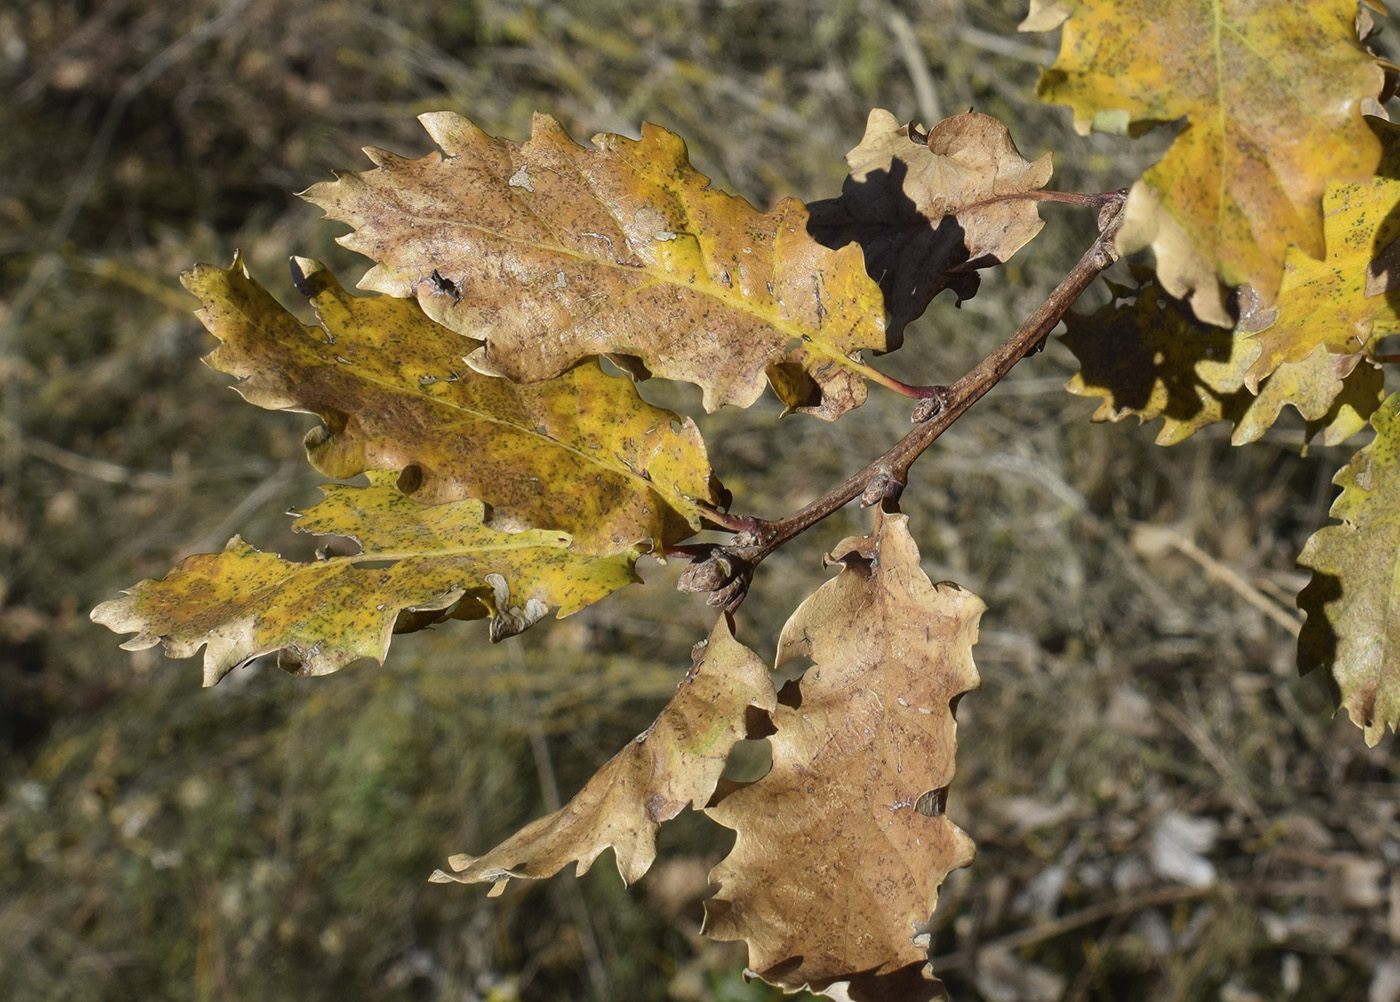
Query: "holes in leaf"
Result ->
[[744, 704, 776, 739], [915, 787, 948, 817], [721, 738, 772, 783], [396, 464, 424, 495]]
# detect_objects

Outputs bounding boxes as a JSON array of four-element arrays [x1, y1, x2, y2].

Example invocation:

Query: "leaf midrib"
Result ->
[[227, 292, 703, 525]]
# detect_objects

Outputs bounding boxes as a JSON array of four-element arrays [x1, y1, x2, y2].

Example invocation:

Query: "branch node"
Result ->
[[860, 466, 905, 508], [911, 386, 950, 423], [677, 545, 755, 611]]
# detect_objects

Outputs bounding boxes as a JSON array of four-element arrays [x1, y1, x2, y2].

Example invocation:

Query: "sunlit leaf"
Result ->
[[302, 112, 889, 418], [703, 511, 980, 999], [1245, 118, 1400, 385], [185, 255, 723, 556], [431, 616, 776, 894], [808, 109, 1053, 346], [1298, 392, 1400, 746], [1023, 0, 1384, 325], [91, 473, 640, 686]]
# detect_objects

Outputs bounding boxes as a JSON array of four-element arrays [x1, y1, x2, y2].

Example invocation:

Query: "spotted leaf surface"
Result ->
[[91, 473, 640, 686], [302, 112, 889, 417], [184, 256, 722, 556], [1024, 0, 1384, 325]]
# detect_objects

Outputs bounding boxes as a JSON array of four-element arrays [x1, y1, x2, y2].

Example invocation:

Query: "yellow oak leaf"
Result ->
[[90, 473, 640, 686], [1062, 277, 1384, 447], [1232, 347, 1383, 448], [1023, 0, 1385, 326], [703, 511, 980, 999], [184, 255, 722, 557], [808, 109, 1053, 346], [431, 616, 776, 894], [1299, 392, 1400, 746], [1246, 118, 1400, 385], [302, 112, 888, 418], [1061, 280, 1256, 445]]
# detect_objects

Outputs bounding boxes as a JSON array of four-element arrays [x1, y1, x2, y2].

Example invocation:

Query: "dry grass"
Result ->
[[2, 1, 1397, 1001]]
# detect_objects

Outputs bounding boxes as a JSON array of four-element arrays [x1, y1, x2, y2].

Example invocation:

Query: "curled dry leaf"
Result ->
[[90, 473, 639, 686], [809, 109, 1053, 348], [1024, 0, 1384, 326], [1299, 392, 1400, 747], [302, 112, 888, 418], [703, 511, 981, 999], [431, 616, 776, 894], [184, 255, 722, 557]]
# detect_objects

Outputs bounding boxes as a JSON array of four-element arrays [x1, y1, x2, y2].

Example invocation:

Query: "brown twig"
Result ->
[[680, 191, 1128, 609]]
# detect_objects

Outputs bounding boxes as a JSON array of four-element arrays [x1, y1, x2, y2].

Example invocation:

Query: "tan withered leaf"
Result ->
[[703, 512, 981, 998], [809, 109, 1053, 347], [302, 112, 887, 418], [90, 473, 639, 686], [1299, 392, 1400, 747], [184, 255, 721, 557], [1024, 0, 1384, 326], [431, 616, 776, 894]]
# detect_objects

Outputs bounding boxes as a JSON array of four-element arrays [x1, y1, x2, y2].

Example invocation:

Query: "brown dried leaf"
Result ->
[[809, 109, 1053, 347], [302, 112, 888, 418], [703, 512, 981, 998], [431, 616, 776, 893]]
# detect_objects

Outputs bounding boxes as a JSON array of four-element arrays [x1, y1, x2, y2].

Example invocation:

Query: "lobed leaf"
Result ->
[[703, 511, 981, 999], [809, 109, 1053, 347], [1245, 118, 1400, 386], [302, 112, 889, 418], [90, 473, 640, 686], [431, 616, 776, 894], [185, 255, 722, 556], [1061, 276, 1383, 447], [1023, 0, 1385, 325], [1298, 392, 1400, 746]]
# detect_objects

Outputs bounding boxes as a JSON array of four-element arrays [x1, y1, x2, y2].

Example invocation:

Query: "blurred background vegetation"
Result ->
[[2, 1, 1398, 1000]]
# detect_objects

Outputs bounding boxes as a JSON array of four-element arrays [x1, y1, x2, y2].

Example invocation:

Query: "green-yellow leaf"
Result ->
[[301, 112, 888, 418], [1298, 392, 1400, 746], [1234, 346, 1383, 448], [1023, 0, 1385, 325], [703, 511, 980, 999], [431, 616, 776, 894], [90, 473, 640, 686], [184, 255, 722, 556]]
